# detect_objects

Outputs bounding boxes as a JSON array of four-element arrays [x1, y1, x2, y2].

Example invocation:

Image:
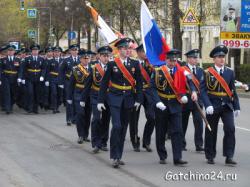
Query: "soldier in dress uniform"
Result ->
[[67, 50, 91, 144], [128, 44, 155, 152], [45, 46, 63, 113], [59, 44, 80, 126], [19, 44, 46, 114], [181, 49, 204, 152], [82, 46, 112, 153], [201, 45, 240, 165], [0, 45, 21, 114], [97, 38, 143, 168], [150, 49, 198, 166]]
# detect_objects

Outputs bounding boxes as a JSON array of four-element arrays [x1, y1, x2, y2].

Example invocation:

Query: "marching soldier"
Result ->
[[201, 45, 240, 165], [150, 49, 197, 166], [130, 44, 155, 152], [82, 46, 112, 153], [97, 38, 143, 168], [67, 50, 91, 144], [181, 49, 204, 152], [59, 44, 80, 126], [19, 44, 46, 114], [45, 46, 63, 113], [0, 45, 21, 114]]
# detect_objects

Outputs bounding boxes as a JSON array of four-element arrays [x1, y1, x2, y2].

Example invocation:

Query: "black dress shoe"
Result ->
[[182, 147, 187, 151], [196, 146, 204, 152], [225, 158, 237, 166], [143, 145, 152, 152], [174, 159, 188, 166], [133, 146, 140, 152], [83, 137, 90, 142], [112, 160, 119, 168], [66, 121, 71, 126], [77, 137, 84, 144], [207, 159, 215, 164], [53, 110, 57, 114], [92, 147, 100, 154], [6, 111, 10, 115], [56, 110, 60, 113], [159, 159, 167, 164], [118, 159, 125, 165], [100, 146, 108, 151]]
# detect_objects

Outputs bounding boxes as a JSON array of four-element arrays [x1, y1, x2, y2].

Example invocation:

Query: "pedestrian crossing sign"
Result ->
[[182, 8, 199, 25]]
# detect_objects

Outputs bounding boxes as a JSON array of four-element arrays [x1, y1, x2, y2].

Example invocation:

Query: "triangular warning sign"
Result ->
[[182, 8, 199, 25]]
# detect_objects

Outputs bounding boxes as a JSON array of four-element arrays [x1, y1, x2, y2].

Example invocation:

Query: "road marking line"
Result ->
[[219, 123, 250, 132]]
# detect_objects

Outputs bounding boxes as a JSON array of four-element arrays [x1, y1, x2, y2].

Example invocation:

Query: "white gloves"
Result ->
[[234, 80, 243, 88], [40, 76, 44, 82], [0, 81, 1, 86], [21, 80, 25, 85], [97, 103, 106, 112], [156, 102, 166, 111], [80, 101, 85, 107], [242, 84, 249, 91], [59, 85, 64, 89], [45, 81, 49, 87], [134, 102, 140, 111], [17, 78, 22, 83], [67, 100, 72, 104], [181, 96, 188, 104], [206, 106, 214, 115], [234, 110, 240, 118]]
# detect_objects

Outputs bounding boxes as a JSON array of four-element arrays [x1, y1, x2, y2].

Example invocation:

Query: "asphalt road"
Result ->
[[0, 98, 249, 187]]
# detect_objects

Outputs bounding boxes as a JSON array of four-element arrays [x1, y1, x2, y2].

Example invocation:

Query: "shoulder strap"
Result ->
[[114, 58, 135, 87], [207, 67, 233, 98], [161, 65, 181, 103], [182, 66, 200, 93], [139, 63, 150, 84]]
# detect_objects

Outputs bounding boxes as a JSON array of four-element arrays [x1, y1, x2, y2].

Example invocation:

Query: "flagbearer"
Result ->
[[97, 38, 143, 168], [182, 49, 204, 152], [201, 45, 240, 165], [82, 46, 112, 153], [150, 49, 198, 166]]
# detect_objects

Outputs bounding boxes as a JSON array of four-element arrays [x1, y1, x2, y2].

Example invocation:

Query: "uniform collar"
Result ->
[[187, 63, 196, 70], [214, 65, 224, 73]]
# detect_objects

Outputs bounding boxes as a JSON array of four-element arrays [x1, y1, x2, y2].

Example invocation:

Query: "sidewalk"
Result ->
[[237, 89, 250, 99]]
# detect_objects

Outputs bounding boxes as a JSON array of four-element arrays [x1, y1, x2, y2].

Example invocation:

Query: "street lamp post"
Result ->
[[35, 7, 52, 45]]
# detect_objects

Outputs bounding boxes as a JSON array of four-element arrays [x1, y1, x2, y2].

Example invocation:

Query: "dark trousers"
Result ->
[[205, 106, 235, 159], [109, 104, 132, 160], [65, 80, 74, 123], [129, 106, 140, 147], [91, 103, 110, 148], [84, 98, 92, 138], [26, 81, 40, 112], [50, 82, 60, 111], [142, 102, 155, 146], [2, 79, 18, 112], [155, 108, 183, 160], [182, 106, 204, 148]]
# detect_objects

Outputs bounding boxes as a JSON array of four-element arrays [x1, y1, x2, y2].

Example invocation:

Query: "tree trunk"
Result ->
[[171, 0, 182, 50], [119, 0, 125, 34]]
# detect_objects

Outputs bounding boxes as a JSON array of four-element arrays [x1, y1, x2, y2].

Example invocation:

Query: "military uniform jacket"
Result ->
[[46, 57, 63, 83], [98, 57, 143, 108], [150, 65, 196, 114], [200, 66, 240, 111], [19, 56, 46, 82], [0, 56, 20, 83], [81, 61, 106, 105], [67, 64, 91, 102], [182, 65, 204, 111], [139, 60, 154, 105], [58, 56, 80, 85]]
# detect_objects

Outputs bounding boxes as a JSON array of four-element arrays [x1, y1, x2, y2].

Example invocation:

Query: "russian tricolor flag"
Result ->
[[140, 1, 170, 66]]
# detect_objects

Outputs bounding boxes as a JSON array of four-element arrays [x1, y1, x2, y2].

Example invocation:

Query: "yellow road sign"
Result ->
[[182, 8, 199, 25]]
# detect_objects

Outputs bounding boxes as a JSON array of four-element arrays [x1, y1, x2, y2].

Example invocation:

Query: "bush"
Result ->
[[238, 64, 250, 83], [200, 63, 214, 69]]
